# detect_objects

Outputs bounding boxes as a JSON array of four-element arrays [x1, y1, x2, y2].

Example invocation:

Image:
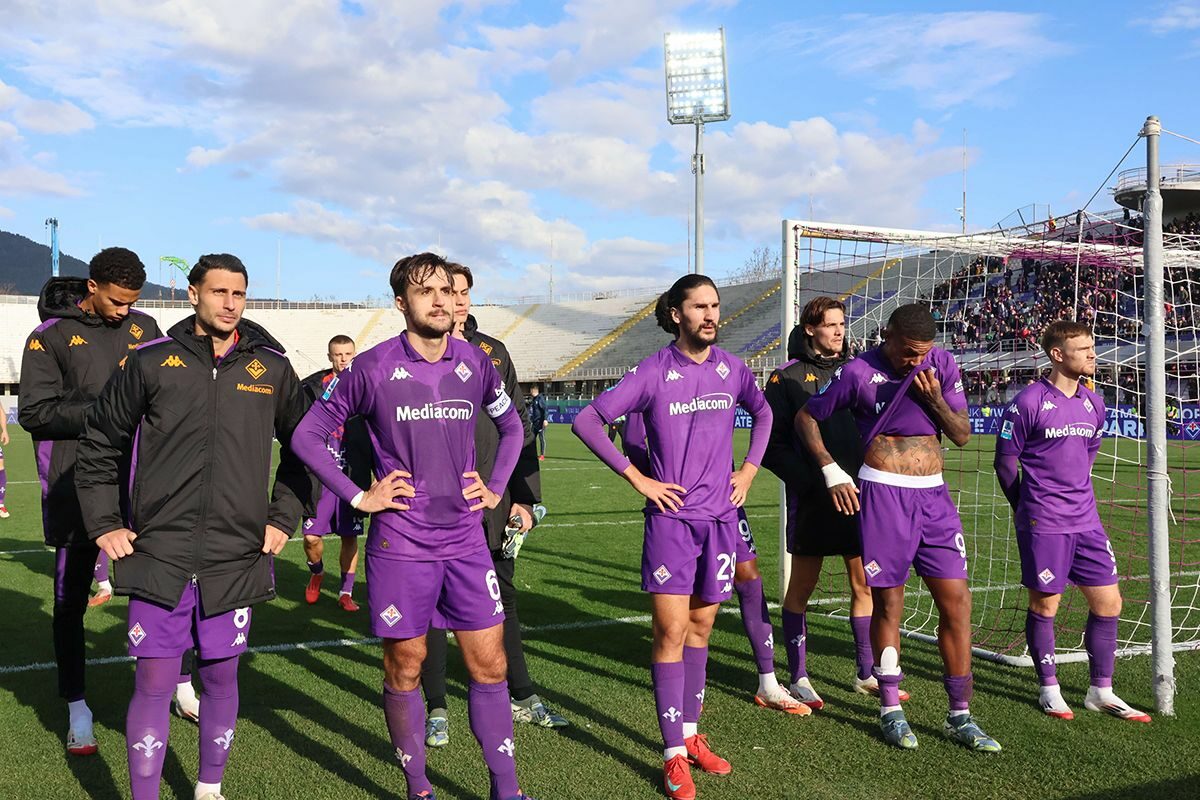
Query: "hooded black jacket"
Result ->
[[75, 316, 308, 615], [299, 368, 373, 516], [18, 277, 162, 547], [762, 327, 863, 538], [463, 314, 540, 551]]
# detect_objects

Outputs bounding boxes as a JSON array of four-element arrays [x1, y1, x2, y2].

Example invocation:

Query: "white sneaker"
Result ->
[[0, 504, 10, 519], [173, 686, 200, 723], [854, 674, 911, 702], [788, 677, 825, 711], [1084, 687, 1151, 723], [1038, 685, 1074, 719], [66, 724, 98, 756], [754, 683, 811, 715]]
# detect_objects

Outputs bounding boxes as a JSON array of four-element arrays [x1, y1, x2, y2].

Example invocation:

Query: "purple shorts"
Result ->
[[303, 490, 363, 538], [641, 513, 737, 603], [858, 470, 967, 588], [1018, 527, 1119, 594], [127, 581, 251, 660], [366, 547, 503, 639], [735, 507, 757, 564]]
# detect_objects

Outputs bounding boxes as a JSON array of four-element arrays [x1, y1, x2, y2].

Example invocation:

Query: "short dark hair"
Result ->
[[189, 253, 249, 287], [447, 261, 474, 289], [1041, 320, 1092, 356], [89, 247, 146, 290], [390, 252, 452, 298], [885, 303, 936, 342], [655, 274, 718, 335], [328, 334, 354, 349]]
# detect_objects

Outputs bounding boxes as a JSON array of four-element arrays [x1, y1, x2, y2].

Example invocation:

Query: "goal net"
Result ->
[[778, 211, 1200, 666]]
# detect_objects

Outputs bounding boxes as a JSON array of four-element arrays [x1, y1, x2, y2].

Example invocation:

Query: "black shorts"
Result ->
[[786, 487, 862, 558]]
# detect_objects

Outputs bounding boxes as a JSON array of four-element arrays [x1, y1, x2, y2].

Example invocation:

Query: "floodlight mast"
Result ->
[[665, 28, 730, 276]]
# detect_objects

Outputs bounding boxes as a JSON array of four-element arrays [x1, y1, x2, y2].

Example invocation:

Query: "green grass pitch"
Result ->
[[0, 425, 1197, 799]]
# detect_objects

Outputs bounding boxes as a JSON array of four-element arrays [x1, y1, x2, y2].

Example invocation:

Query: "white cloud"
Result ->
[[772, 12, 1067, 107], [0, 205, 14, 218], [0, 163, 82, 197], [1138, 2, 1200, 34], [13, 97, 93, 134]]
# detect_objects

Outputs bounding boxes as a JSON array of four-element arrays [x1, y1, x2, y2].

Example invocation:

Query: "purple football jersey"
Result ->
[[996, 378, 1105, 534], [294, 332, 522, 561], [588, 344, 770, 522], [803, 346, 966, 442]]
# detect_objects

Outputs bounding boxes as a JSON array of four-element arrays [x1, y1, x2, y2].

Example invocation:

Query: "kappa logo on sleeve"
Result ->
[[28, 338, 44, 351]]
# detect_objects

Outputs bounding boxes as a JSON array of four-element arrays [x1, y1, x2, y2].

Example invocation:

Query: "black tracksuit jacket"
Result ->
[[463, 315, 541, 551], [18, 277, 161, 547], [75, 316, 308, 615]]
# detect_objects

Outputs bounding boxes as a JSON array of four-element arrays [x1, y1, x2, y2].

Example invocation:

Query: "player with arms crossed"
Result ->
[[763, 299, 906, 710], [76, 253, 308, 800], [300, 334, 372, 611], [573, 274, 772, 800], [995, 320, 1150, 722], [798, 303, 1000, 752], [293, 253, 536, 800]]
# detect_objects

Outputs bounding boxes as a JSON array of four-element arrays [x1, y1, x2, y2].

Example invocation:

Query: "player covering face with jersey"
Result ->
[[572, 274, 773, 800]]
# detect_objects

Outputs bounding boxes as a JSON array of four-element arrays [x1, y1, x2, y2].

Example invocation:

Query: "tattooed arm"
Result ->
[[911, 367, 971, 447]]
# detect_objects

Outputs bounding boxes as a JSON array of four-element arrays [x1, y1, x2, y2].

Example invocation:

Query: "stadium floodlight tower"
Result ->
[[664, 28, 730, 275]]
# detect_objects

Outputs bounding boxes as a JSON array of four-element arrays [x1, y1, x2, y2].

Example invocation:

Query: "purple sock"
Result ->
[[307, 561, 324, 576], [126, 656, 180, 800], [468, 680, 520, 800], [944, 673, 973, 712], [735, 578, 776, 674], [0, 467, 7, 504], [651, 661, 685, 750], [872, 666, 904, 708], [94, 551, 110, 584], [850, 616, 873, 681], [1026, 610, 1058, 686], [383, 684, 433, 796], [782, 609, 807, 683], [1085, 613, 1119, 689], [340, 572, 355, 596], [197, 656, 239, 784], [682, 645, 708, 725]]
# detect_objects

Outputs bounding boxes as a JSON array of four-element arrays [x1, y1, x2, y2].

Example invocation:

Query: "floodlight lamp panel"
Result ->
[[663, 27, 730, 124]]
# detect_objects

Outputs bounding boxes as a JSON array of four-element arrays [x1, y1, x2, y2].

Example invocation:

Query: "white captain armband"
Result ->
[[485, 389, 512, 419]]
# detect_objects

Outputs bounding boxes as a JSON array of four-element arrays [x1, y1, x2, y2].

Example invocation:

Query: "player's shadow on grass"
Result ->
[[239, 652, 480, 800], [0, 582, 130, 799]]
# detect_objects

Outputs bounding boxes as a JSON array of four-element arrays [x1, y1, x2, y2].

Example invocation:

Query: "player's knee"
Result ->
[[653, 619, 688, 651], [734, 559, 760, 584], [383, 646, 424, 691]]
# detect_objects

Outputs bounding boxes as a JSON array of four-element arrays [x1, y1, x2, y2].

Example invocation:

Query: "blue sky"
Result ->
[[1, 0, 1198, 303]]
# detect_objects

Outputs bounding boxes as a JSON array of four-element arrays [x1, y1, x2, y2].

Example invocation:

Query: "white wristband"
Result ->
[[821, 462, 855, 489], [350, 490, 366, 510]]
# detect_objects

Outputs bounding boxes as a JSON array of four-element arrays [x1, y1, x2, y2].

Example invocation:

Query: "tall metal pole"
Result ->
[[779, 220, 797, 598], [693, 121, 705, 275], [1142, 114, 1175, 715], [961, 129, 968, 234], [45, 218, 59, 277]]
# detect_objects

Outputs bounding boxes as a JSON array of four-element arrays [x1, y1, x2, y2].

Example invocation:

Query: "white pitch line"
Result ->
[[0, 603, 773, 676]]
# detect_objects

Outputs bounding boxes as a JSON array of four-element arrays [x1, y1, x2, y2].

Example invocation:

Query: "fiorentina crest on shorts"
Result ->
[[455, 362, 473, 382], [864, 560, 882, 579], [715, 361, 730, 380], [128, 622, 147, 646], [1038, 568, 1055, 585], [379, 604, 403, 627], [653, 565, 672, 585]]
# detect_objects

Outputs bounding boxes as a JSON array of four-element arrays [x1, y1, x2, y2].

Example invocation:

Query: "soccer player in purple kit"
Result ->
[[995, 320, 1150, 723], [75, 253, 309, 800], [292, 252, 537, 800], [573, 274, 773, 800], [300, 334, 371, 612], [622, 407, 807, 717], [798, 303, 1001, 752], [0, 409, 8, 518]]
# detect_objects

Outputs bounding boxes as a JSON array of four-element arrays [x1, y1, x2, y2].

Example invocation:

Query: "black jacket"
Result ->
[[528, 394, 547, 429], [75, 316, 308, 615], [300, 368, 373, 516], [464, 315, 540, 551], [18, 278, 162, 547], [762, 333, 863, 521]]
